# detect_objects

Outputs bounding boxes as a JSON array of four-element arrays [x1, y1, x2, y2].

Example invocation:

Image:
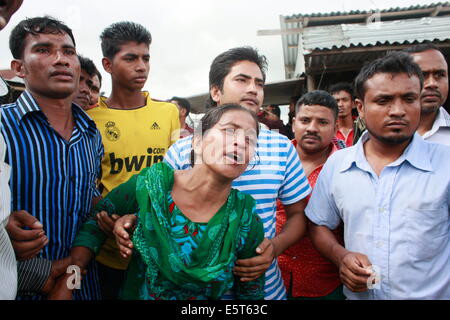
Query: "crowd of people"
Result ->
[[0, 0, 449, 301]]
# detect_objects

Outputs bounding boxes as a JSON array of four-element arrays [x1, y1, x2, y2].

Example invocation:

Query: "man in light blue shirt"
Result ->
[[306, 51, 450, 300]]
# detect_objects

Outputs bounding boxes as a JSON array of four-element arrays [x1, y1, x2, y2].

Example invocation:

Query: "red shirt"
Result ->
[[276, 140, 344, 297], [335, 128, 354, 147]]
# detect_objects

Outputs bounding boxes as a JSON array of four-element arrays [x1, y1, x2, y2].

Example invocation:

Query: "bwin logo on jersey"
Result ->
[[150, 122, 160, 130]]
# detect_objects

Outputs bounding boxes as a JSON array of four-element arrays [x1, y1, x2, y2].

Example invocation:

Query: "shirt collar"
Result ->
[[434, 106, 450, 128], [292, 138, 340, 156], [422, 107, 450, 139], [15, 91, 41, 120], [98, 91, 150, 109], [15, 90, 97, 136], [339, 131, 433, 173]]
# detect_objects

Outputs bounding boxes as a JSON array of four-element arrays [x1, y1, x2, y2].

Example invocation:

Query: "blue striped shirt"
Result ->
[[164, 128, 311, 300], [1, 91, 103, 300]]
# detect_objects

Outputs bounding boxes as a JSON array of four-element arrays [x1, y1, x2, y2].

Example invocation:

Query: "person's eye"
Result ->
[[36, 48, 49, 54]]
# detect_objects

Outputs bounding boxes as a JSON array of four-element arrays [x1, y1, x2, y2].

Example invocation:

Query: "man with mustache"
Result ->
[[2, 16, 104, 299], [276, 90, 346, 300], [306, 51, 450, 299], [404, 44, 450, 146], [86, 21, 180, 300], [329, 83, 356, 147]]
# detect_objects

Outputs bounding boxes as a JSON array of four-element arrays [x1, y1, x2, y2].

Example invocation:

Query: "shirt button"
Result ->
[[376, 241, 384, 248], [379, 207, 385, 213]]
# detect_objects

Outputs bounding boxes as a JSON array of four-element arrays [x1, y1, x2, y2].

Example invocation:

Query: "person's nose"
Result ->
[[388, 99, 407, 118], [424, 73, 438, 90]]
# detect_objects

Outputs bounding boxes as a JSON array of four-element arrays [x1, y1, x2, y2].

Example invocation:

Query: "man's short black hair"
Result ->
[[354, 51, 424, 101], [329, 82, 354, 99], [78, 55, 98, 78], [295, 90, 339, 120], [403, 42, 441, 55], [9, 16, 76, 59], [206, 46, 268, 109], [100, 21, 152, 59], [171, 96, 191, 115]]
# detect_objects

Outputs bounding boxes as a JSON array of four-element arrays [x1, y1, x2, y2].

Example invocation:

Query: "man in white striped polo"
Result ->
[[0, 0, 23, 300], [163, 47, 311, 300]]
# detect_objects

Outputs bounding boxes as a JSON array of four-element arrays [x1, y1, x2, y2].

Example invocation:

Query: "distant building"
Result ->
[[278, 2, 450, 105]]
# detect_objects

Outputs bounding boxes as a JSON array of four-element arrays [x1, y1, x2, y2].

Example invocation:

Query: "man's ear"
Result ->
[[292, 117, 296, 133], [355, 99, 364, 120], [210, 85, 221, 105], [102, 57, 112, 74], [11, 59, 25, 78]]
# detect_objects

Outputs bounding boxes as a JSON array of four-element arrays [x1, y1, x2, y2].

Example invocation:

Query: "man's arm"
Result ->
[[233, 198, 307, 281], [309, 222, 372, 292], [271, 198, 307, 256], [233, 137, 310, 282], [17, 256, 73, 296]]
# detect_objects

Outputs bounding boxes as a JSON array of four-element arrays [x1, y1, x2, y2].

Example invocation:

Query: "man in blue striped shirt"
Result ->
[[164, 47, 311, 300], [1, 16, 103, 300]]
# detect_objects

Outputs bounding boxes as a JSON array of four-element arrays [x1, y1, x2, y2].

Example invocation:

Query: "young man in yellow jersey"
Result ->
[[87, 21, 180, 299]]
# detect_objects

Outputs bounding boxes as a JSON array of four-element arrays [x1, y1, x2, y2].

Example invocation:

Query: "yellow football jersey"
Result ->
[[87, 91, 180, 269]]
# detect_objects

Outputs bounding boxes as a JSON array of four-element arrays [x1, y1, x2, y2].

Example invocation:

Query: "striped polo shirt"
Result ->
[[0, 110, 17, 300], [1, 91, 104, 300], [164, 128, 311, 300]]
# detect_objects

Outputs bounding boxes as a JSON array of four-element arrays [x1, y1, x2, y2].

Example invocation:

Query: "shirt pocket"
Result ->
[[404, 207, 449, 261]]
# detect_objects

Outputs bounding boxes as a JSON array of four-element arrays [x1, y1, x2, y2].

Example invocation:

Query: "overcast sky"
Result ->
[[0, 0, 440, 100]]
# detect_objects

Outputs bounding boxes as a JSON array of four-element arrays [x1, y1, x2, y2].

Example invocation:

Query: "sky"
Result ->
[[0, 0, 441, 100]]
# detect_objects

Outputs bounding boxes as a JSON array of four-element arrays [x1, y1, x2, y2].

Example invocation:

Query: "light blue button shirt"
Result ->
[[305, 131, 450, 300]]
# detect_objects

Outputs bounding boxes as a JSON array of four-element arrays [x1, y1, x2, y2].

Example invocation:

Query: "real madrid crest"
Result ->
[[105, 121, 121, 141]]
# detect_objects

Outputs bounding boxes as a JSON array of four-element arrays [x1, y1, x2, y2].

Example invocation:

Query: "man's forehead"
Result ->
[[228, 60, 263, 78], [116, 41, 149, 55], [297, 104, 335, 118], [332, 90, 351, 98], [411, 49, 448, 70], [365, 73, 421, 96], [25, 31, 74, 47], [80, 69, 91, 78]]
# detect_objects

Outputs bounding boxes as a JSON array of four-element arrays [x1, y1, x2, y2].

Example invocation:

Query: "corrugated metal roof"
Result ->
[[285, 2, 450, 20], [280, 3, 450, 79], [303, 16, 450, 51]]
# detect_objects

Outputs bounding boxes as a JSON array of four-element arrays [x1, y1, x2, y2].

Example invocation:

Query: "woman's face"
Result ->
[[194, 109, 258, 180]]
